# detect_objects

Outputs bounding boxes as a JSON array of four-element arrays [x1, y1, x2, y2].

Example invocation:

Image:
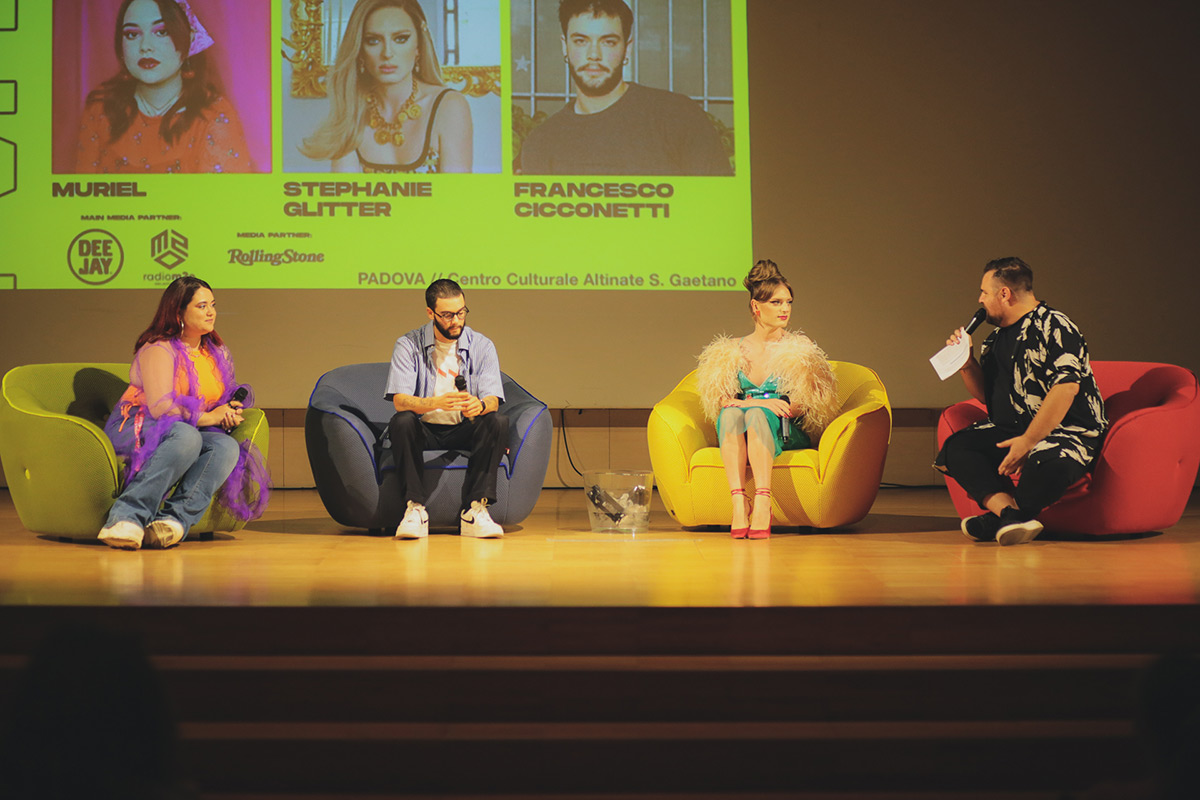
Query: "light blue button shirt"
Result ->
[[384, 323, 505, 406]]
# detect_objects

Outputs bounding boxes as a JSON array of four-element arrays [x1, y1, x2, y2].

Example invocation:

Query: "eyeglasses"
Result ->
[[433, 307, 469, 322]]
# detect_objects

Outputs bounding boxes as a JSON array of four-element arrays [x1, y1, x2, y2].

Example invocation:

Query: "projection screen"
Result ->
[[0, 0, 750, 292]]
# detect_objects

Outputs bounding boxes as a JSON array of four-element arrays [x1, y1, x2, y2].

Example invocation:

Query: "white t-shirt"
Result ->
[[422, 339, 462, 425]]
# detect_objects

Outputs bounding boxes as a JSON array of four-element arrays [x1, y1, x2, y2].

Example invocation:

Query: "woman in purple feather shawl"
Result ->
[[98, 275, 269, 550]]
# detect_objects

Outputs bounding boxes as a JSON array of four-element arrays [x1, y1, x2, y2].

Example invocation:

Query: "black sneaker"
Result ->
[[961, 513, 1000, 542], [995, 508, 1043, 546]]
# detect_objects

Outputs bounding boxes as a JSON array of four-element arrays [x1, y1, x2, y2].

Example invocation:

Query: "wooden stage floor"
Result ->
[[3, 488, 1200, 798], [3, 486, 1199, 609]]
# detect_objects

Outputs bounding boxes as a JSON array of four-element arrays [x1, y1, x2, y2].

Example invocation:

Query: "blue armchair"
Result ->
[[305, 363, 551, 530]]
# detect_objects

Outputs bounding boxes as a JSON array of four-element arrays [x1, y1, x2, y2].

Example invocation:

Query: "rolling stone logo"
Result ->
[[151, 229, 189, 269], [67, 229, 124, 285]]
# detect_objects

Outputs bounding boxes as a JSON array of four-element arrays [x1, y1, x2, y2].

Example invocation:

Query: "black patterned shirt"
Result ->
[[979, 302, 1107, 447]]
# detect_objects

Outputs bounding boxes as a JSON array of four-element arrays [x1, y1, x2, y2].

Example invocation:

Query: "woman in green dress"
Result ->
[[695, 260, 840, 539]]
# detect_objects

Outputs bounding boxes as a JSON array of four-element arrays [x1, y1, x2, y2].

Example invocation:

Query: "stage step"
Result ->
[[177, 720, 1136, 795], [3, 605, 1199, 656], [148, 654, 1144, 724], [203, 794, 1064, 800], [3, 605, 1193, 797]]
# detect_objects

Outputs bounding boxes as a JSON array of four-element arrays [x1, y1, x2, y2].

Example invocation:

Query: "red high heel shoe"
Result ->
[[730, 488, 749, 539], [749, 488, 772, 539]]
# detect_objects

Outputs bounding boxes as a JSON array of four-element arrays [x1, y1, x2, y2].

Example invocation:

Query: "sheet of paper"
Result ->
[[930, 338, 970, 381]]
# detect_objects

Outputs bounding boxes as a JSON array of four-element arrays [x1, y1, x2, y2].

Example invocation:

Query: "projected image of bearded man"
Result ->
[[566, 12, 625, 98], [519, 0, 733, 176]]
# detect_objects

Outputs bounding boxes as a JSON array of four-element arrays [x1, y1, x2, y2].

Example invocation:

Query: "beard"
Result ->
[[434, 316, 463, 340], [570, 60, 625, 97]]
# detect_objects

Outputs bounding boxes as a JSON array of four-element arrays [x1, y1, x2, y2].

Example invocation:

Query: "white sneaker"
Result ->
[[144, 518, 186, 549], [98, 520, 144, 550], [995, 510, 1044, 546], [395, 501, 429, 539], [460, 499, 503, 538]]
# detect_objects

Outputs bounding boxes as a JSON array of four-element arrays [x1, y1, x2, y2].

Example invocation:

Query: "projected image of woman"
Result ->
[[300, 0, 473, 173], [75, 0, 254, 174], [97, 276, 269, 551], [695, 260, 841, 540]]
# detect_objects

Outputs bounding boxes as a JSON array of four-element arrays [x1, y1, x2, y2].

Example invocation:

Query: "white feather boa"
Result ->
[[695, 332, 840, 442]]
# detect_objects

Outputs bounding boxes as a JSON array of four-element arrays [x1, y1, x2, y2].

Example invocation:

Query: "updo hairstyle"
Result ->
[[744, 259, 793, 313]]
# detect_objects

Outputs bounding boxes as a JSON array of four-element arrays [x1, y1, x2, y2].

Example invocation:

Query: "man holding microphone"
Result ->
[[384, 279, 508, 539], [935, 258, 1107, 545]]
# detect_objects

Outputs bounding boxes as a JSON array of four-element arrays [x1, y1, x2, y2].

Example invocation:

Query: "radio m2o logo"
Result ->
[[151, 229, 189, 269], [68, 229, 124, 285]]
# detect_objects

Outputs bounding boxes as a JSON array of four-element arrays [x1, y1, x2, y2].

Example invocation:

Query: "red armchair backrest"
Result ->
[[1091, 361, 1199, 426]]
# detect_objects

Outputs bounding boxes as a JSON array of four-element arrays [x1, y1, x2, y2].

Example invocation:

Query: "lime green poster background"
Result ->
[[0, 0, 751, 290]]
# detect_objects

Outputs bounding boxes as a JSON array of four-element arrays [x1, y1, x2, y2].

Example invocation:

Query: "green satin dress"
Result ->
[[716, 372, 811, 457]]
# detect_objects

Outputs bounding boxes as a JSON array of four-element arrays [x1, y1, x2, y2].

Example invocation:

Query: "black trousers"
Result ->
[[937, 425, 1091, 519], [387, 411, 509, 509]]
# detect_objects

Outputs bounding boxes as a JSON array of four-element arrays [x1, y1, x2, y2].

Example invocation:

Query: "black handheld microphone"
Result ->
[[454, 375, 475, 421], [219, 386, 250, 434], [932, 310, 987, 380]]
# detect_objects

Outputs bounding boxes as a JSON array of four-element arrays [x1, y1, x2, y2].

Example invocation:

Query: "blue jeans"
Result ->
[[104, 422, 240, 538]]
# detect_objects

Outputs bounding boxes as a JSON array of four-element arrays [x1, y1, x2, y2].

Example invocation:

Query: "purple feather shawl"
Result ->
[[104, 338, 270, 522]]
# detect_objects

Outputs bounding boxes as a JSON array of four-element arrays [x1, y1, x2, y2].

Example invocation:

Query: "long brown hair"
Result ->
[[87, 0, 221, 147], [134, 276, 224, 352]]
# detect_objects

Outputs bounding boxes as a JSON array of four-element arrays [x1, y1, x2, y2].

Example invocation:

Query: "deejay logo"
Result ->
[[151, 229, 189, 269], [68, 229, 124, 286]]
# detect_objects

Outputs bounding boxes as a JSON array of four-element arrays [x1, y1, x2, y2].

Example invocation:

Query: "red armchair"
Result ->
[[937, 362, 1200, 535]]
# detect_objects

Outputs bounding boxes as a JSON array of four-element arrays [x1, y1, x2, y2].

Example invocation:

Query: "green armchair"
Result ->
[[0, 363, 269, 540]]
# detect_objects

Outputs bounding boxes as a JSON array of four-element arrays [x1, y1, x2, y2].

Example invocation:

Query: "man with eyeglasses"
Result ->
[[384, 279, 508, 538]]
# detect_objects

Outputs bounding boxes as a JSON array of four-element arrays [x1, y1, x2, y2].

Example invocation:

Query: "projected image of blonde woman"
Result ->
[[301, 0, 472, 173]]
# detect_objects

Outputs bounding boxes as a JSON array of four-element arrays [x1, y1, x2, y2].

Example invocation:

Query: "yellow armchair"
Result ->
[[648, 361, 891, 528]]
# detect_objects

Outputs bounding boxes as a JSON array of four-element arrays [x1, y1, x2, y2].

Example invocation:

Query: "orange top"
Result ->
[[76, 95, 254, 174], [183, 347, 225, 408], [117, 343, 225, 418]]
